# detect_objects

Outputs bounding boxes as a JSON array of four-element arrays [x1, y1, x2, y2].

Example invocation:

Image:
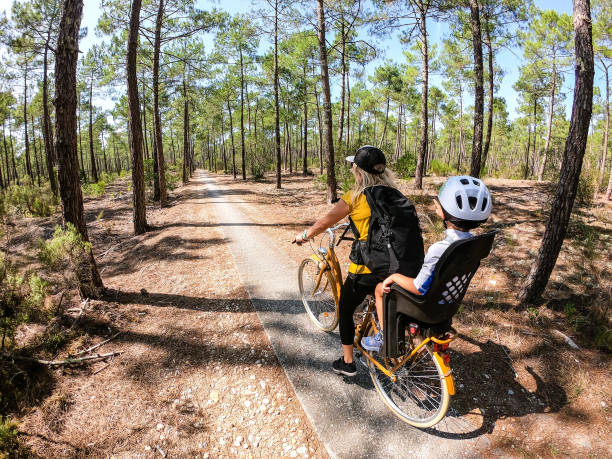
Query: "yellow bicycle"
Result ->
[[298, 226, 497, 428]]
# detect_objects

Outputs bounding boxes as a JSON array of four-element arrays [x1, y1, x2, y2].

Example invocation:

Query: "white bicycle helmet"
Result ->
[[437, 176, 492, 226]]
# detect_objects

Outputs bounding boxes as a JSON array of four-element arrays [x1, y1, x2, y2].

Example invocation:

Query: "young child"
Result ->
[[361, 176, 492, 352]]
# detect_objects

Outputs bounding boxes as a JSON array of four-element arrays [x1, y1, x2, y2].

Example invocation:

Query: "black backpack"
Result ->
[[349, 186, 424, 280]]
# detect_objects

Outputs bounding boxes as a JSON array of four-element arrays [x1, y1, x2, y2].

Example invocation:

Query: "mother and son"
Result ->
[[292, 145, 492, 376]]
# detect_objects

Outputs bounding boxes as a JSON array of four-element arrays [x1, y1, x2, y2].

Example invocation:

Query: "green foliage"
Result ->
[[38, 224, 98, 298], [248, 151, 270, 181], [575, 173, 596, 207], [0, 417, 19, 458], [165, 162, 182, 190], [0, 256, 46, 350], [429, 159, 454, 177], [42, 330, 68, 354], [1, 184, 57, 218], [315, 173, 327, 191], [144, 158, 155, 186], [82, 180, 106, 197], [392, 153, 416, 179]]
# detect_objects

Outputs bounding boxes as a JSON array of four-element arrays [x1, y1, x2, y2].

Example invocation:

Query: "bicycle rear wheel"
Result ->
[[369, 343, 450, 428], [298, 258, 338, 332]]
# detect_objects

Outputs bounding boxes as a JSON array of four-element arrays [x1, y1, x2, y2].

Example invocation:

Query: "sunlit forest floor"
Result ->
[[3, 170, 611, 457]]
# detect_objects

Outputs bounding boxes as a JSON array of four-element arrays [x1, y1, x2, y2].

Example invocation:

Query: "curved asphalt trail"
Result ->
[[202, 172, 488, 458]]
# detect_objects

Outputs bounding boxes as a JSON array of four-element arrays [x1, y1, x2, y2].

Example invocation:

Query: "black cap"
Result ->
[[346, 145, 386, 174]]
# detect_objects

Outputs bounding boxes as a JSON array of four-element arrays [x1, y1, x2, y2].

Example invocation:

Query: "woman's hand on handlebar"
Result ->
[[292, 230, 309, 245]]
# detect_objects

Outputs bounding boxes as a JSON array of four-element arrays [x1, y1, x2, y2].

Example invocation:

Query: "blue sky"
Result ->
[[6, 0, 603, 120]]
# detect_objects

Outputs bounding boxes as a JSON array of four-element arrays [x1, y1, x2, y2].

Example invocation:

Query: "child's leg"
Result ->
[[375, 282, 384, 331]]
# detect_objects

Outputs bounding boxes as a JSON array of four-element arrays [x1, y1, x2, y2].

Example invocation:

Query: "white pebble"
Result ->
[[156, 423, 164, 430]]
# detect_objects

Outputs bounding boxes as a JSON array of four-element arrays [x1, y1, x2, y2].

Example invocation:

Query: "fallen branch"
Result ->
[[92, 362, 112, 375], [553, 329, 580, 350], [69, 298, 90, 330], [74, 332, 122, 357], [3, 351, 123, 367]]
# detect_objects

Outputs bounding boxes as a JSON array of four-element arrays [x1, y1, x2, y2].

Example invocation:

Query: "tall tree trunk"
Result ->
[[539, 60, 558, 181], [126, 0, 148, 235], [518, 0, 594, 303], [239, 47, 246, 180], [337, 15, 346, 150], [8, 116, 19, 185], [153, 0, 167, 206], [415, 8, 428, 189], [88, 72, 98, 182], [346, 67, 351, 147], [524, 125, 531, 180], [221, 115, 227, 173], [303, 65, 308, 175], [141, 72, 150, 161], [77, 100, 86, 180], [378, 96, 390, 149], [183, 78, 190, 183], [317, 0, 337, 203], [31, 116, 41, 186], [457, 84, 464, 172], [481, 30, 494, 173], [530, 96, 538, 179], [274, 1, 281, 188], [23, 69, 33, 181], [315, 87, 323, 174], [43, 40, 58, 194], [597, 61, 609, 197], [469, 0, 484, 178], [3, 123, 11, 185], [227, 97, 236, 179], [55, 0, 103, 295]]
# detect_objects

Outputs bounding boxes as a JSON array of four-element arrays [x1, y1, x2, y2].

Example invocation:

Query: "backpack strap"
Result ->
[[348, 215, 360, 240], [364, 187, 400, 274]]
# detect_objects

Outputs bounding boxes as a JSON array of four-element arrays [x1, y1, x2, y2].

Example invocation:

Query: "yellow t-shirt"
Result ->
[[341, 190, 372, 274]]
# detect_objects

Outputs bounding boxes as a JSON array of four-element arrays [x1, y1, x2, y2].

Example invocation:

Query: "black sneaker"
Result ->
[[332, 357, 357, 376]]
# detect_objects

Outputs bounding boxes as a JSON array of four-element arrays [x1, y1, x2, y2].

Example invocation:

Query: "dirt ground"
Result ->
[[6, 176, 327, 458], [4, 169, 612, 458]]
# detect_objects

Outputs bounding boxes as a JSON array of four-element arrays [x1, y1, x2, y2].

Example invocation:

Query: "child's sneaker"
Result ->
[[332, 357, 357, 376], [361, 331, 383, 352]]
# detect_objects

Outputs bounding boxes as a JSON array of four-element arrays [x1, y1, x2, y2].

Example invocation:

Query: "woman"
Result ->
[[293, 145, 400, 376]]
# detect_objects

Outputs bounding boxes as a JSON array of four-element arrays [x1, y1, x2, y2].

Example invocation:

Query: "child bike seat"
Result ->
[[382, 230, 498, 358]]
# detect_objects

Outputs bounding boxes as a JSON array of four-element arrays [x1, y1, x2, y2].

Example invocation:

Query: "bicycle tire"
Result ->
[[368, 343, 450, 428], [298, 258, 339, 332]]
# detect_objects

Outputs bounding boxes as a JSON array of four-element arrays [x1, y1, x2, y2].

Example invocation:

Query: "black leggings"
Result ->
[[338, 273, 379, 345]]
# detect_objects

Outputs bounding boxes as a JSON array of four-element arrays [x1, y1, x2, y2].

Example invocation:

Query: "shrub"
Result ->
[[429, 159, 454, 177], [81, 180, 106, 197], [38, 224, 99, 299], [0, 417, 19, 458], [1, 184, 56, 217], [575, 173, 596, 207], [392, 153, 416, 179], [0, 257, 47, 350]]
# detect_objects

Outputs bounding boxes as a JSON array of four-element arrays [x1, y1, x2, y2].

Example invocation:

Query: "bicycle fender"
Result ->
[[434, 353, 455, 396]]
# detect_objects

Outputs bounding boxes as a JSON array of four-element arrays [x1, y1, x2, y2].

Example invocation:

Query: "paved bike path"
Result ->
[[203, 172, 488, 458]]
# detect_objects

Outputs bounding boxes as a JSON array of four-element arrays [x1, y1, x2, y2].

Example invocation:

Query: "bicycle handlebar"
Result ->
[[325, 222, 350, 248]]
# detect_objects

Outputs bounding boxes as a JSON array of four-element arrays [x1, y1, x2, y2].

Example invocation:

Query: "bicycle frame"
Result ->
[[307, 223, 347, 305], [354, 300, 457, 394]]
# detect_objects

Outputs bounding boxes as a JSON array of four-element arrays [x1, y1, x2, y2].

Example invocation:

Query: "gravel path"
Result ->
[[204, 172, 490, 458]]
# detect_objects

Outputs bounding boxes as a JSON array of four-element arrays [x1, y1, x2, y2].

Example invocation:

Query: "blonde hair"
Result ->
[[350, 165, 398, 206]]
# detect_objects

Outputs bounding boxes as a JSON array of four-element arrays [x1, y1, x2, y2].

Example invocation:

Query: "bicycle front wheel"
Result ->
[[369, 344, 450, 428], [298, 258, 339, 332]]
